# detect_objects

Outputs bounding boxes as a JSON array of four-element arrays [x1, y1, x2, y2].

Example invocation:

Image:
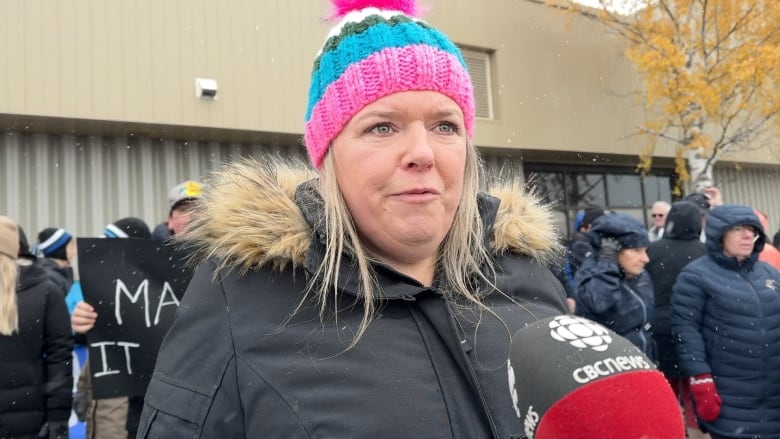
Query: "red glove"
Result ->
[[689, 373, 722, 422]]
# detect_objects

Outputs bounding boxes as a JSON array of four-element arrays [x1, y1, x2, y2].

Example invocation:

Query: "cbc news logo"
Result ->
[[549, 316, 612, 351]]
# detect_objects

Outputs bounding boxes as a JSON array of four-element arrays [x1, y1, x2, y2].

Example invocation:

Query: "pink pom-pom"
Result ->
[[330, 0, 419, 18]]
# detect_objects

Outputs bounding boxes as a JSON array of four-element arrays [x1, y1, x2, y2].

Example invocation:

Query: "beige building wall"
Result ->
[[0, 0, 721, 160], [2, 1, 780, 235], [2, 0, 777, 164]]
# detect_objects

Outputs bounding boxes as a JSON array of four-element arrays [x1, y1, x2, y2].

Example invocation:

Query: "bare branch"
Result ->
[[637, 126, 685, 144]]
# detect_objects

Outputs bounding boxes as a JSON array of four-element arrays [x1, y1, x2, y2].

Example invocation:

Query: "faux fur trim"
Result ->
[[181, 158, 562, 274]]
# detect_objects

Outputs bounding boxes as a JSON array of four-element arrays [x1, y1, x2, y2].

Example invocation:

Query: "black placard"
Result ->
[[77, 238, 193, 398]]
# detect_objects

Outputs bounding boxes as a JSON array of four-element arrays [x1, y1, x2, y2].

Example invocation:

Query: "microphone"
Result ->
[[507, 315, 684, 439]]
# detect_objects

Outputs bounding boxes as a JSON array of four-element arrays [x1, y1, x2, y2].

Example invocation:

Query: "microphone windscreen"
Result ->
[[508, 315, 684, 439]]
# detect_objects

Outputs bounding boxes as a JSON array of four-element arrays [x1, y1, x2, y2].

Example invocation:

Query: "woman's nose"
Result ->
[[403, 125, 434, 170]]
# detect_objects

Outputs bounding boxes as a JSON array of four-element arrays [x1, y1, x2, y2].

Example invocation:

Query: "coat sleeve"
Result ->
[[137, 262, 246, 438], [43, 286, 75, 424], [574, 257, 623, 316], [669, 266, 710, 377]]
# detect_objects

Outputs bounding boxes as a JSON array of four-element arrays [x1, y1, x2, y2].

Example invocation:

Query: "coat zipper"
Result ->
[[622, 282, 649, 354], [440, 296, 501, 439]]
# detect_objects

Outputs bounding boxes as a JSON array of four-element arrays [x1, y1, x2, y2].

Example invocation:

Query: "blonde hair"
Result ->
[[0, 254, 18, 335], [307, 140, 495, 346]]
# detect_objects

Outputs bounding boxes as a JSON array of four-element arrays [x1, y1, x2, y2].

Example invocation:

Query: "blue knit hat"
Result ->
[[36, 227, 73, 260]]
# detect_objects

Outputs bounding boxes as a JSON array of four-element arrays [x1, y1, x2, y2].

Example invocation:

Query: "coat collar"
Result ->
[[182, 158, 562, 284]]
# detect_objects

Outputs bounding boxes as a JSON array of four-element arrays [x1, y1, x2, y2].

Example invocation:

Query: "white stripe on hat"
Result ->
[[38, 228, 67, 251], [317, 8, 423, 57], [104, 224, 129, 238]]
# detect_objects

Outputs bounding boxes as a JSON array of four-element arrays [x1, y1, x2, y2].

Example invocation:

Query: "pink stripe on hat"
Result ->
[[305, 44, 474, 168]]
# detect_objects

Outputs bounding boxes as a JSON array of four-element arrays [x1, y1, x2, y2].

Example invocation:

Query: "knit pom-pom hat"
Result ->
[[304, 0, 475, 168]]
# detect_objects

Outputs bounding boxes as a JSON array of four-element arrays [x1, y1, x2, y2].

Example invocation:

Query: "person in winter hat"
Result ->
[[0, 216, 73, 439], [71, 216, 153, 438], [152, 181, 203, 239], [16, 224, 35, 259], [36, 227, 75, 261], [137, 1, 569, 437], [103, 217, 152, 239], [671, 205, 780, 438], [563, 205, 611, 291], [574, 212, 655, 358], [35, 227, 76, 297], [645, 201, 707, 434]]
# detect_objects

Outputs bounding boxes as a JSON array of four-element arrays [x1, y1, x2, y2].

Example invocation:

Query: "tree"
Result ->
[[527, 0, 780, 191]]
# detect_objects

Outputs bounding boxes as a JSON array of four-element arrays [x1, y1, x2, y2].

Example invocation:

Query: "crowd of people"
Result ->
[[564, 188, 780, 438], [1, 180, 202, 438], [2, 0, 780, 437]]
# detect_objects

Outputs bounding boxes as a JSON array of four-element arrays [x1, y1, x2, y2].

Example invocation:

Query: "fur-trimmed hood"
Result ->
[[182, 158, 562, 274]]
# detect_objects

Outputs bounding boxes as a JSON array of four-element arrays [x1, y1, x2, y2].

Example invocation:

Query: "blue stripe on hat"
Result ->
[[39, 229, 72, 256], [305, 20, 466, 121]]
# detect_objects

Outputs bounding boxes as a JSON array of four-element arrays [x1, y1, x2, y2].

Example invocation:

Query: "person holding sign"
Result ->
[[0, 216, 73, 439], [71, 217, 151, 439], [137, 1, 567, 437]]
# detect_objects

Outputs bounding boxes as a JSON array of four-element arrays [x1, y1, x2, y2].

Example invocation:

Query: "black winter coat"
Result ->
[[0, 262, 74, 439], [138, 164, 568, 439], [671, 204, 780, 437], [645, 201, 706, 378], [574, 257, 655, 359], [37, 258, 73, 297]]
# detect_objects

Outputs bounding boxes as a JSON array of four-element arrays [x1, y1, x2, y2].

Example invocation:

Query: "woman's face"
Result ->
[[722, 224, 757, 261], [331, 90, 467, 267], [618, 247, 649, 278]]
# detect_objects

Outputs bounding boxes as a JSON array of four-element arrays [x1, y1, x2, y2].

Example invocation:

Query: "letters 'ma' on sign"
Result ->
[[78, 238, 194, 398]]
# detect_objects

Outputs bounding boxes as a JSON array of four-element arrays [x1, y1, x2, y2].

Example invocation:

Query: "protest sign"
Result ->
[[78, 238, 193, 398]]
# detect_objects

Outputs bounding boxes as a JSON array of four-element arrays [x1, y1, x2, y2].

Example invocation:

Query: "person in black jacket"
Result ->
[[34, 227, 76, 297], [0, 216, 73, 439], [646, 201, 708, 436], [137, 2, 568, 437], [646, 202, 706, 389], [575, 212, 655, 359]]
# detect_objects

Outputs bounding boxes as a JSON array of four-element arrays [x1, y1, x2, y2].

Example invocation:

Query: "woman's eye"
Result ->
[[436, 122, 459, 134], [368, 124, 392, 135]]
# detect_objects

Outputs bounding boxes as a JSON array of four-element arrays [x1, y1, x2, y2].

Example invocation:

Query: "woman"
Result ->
[[137, 1, 567, 437], [0, 216, 73, 439], [671, 205, 780, 438], [574, 212, 655, 359]]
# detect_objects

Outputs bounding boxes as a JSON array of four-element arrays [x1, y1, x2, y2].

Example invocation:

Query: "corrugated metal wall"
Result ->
[[716, 165, 780, 234], [4, 130, 780, 242], [0, 131, 307, 238]]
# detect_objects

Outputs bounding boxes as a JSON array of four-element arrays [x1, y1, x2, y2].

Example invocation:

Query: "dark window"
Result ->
[[606, 174, 642, 207], [525, 165, 673, 238]]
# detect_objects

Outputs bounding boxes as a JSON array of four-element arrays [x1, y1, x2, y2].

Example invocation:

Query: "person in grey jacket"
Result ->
[[671, 205, 780, 438], [137, 1, 567, 437]]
